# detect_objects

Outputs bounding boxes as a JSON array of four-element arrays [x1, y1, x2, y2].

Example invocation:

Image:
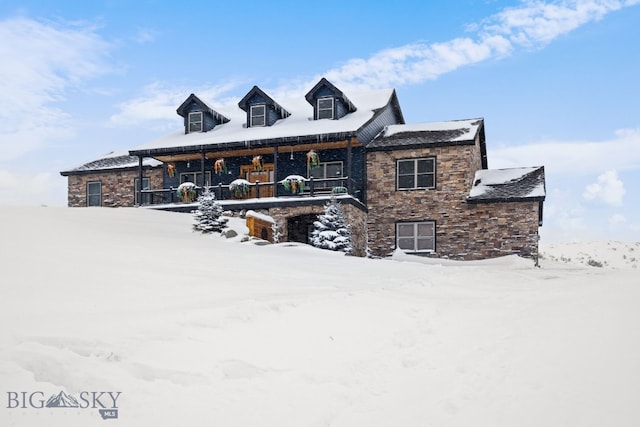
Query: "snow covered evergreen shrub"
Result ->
[[311, 197, 352, 254], [192, 187, 228, 233]]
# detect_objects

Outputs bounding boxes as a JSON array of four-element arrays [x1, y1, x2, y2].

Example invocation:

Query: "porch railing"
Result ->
[[139, 176, 360, 205]]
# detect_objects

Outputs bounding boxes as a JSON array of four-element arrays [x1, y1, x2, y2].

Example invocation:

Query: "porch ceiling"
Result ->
[[152, 138, 361, 162]]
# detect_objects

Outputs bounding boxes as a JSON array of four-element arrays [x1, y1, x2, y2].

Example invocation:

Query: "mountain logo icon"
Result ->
[[45, 391, 80, 408]]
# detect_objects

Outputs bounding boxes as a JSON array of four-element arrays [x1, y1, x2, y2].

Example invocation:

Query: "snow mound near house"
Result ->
[[1, 207, 639, 427]]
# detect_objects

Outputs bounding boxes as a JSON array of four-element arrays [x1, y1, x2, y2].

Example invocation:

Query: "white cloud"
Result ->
[[0, 169, 65, 206], [132, 28, 157, 44], [320, 0, 633, 90], [608, 213, 627, 228], [0, 17, 113, 161], [490, 128, 640, 175], [109, 81, 245, 129], [583, 169, 626, 206]]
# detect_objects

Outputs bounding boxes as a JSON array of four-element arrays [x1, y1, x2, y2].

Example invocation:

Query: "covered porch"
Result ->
[[130, 134, 366, 207]]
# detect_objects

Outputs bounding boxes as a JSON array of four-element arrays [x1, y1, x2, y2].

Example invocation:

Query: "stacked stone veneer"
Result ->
[[66, 168, 163, 207], [269, 201, 367, 257], [366, 138, 541, 260]]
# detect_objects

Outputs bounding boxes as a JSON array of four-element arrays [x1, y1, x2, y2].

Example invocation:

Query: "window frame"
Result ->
[[317, 96, 334, 120], [86, 181, 102, 207], [396, 157, 436, 190], [250, 104, 266, 127], [134, 177, 151, 205], [396, 221, 436, 253], [188, 111, 203, 133], [309, 161, 344, 187], [180, 171, 211, 187]]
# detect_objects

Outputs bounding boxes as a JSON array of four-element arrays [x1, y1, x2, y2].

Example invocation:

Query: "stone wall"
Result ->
[[366, 139, 541, 260], [66, 168, 163, 207], [269, 201, 368, 257]]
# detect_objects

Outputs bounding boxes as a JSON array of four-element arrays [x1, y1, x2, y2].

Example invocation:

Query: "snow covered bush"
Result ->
[[311, 197, 352, 254], [192, 187, 228, 233]]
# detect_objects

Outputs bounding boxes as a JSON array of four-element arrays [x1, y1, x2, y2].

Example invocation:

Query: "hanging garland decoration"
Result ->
[[229, 179, 251, 199], [280, 175, 307, 195], [214, 158, 227, 175], [306, 150, 320, 174], [176, 182, 197, 203], [252, 155, 264, 172], [167, 163, 176, 178]]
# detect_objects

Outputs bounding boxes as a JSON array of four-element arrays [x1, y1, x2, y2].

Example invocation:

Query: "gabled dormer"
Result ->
[[238, 86, 290, 128], [177, 94, 229, 134], [305, 77, 357, 120]]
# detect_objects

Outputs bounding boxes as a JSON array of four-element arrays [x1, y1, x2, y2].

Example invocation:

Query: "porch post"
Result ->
[[200, 149, 206, 188], [273, 144, 279, 197], [137, 156, 143, 206], [346, 137, 352, 194]]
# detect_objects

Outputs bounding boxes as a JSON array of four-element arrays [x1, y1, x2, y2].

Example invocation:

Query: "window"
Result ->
[[397, 158, 435, 190], [86, 181, 101, 207], [180, 172, 211, 186], [135, 177, 150, 205], [188, 112, 203, 133], [250, 104, 266, 127], [309, 161, 343, 187], [317, 97, 334, 120], [397, 221, 435, 253]]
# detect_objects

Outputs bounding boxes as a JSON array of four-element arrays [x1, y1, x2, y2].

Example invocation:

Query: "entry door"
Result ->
[[240, 163, 274, 198]]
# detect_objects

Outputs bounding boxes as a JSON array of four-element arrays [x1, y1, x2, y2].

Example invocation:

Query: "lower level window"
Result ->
[[396, 221, 435, 252], [87, 181, 102, 207]]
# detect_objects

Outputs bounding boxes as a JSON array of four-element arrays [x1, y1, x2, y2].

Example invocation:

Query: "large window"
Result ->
[[397, 157, 435, 190], [180, 172, 211, 186], [135, 177, 150, 205], [188, 111, 203, 133], [396, 221, 435, 253], [86, 181, 102, 207], [250, 104, 266, 127], [309, 161, 343, 187], [317, 97, 334, 120]]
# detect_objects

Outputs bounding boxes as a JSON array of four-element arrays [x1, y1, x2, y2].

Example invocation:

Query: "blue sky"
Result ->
[[1, 0, 639, 243]]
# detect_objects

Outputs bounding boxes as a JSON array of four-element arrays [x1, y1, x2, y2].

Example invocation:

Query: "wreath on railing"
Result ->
[[306, 150, 320, 174], [167, 163, 176, 178], [252, 155, 264, 172], [229, 179, 251, 198], [177, 182, 197, 203], [281, 175, 307, 194], [214, 158, 227, 175]]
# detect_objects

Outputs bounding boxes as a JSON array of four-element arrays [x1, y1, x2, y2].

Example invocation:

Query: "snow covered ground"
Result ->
[[0, 207, 638, 427]]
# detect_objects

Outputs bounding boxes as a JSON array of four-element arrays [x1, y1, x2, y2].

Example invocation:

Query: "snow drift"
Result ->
[[0, 207, 638, 427]]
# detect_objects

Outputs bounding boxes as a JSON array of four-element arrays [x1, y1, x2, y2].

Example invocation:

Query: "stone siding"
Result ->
[[366, 140, 541, 260], [269, 201, 367, 257], [66, 168, 163, 207]]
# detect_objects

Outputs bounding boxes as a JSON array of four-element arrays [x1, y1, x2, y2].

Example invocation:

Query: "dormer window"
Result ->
[[250, 104, 266, 127], [317, 97, 334, 120], [238, 86, 290, 128], [305, 77, 357, 121], [177, 94, 229, 134], [188, 112, 203, 133]]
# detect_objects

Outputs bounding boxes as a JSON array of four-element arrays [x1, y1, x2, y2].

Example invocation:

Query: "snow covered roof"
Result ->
[[130, 88, 398, 156], [467, 166, 546, 203], [367, 118, 484, 150], [60, 150, 162, 176]]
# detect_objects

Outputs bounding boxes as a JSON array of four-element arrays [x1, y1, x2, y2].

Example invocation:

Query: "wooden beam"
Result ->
[[153, 139, 362, 163]]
